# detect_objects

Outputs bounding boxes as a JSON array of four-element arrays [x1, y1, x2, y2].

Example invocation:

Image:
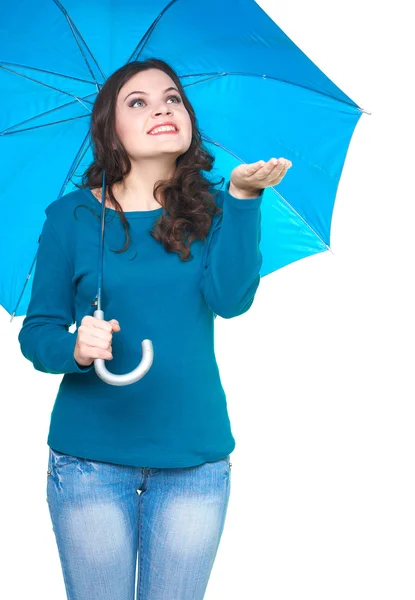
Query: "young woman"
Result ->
[[18, 57, 291, 600]]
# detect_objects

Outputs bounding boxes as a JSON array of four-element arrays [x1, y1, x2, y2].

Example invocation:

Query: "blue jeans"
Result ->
[[46, 447, 232, 600]]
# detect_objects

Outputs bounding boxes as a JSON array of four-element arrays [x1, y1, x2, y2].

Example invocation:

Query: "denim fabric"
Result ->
[[46, 447, 232, 599]]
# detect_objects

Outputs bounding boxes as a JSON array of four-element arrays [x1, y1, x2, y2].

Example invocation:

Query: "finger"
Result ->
[[83, 344, 112, 358], [265, 158, 286, 173], [92, 319, 113, 332], [90, 348, 113, 360], [272, 158, 291, 173], [88, 328, 112, 343], [268, 168, 288, 187], [263, 162, 287, 184], [85, 338, 112, 352], [270, 158, 291, 169], [271, 163, 288, 176], [78, 348, 113, 362], [246, 160, 266, 175], [256, 159, 284, 180]]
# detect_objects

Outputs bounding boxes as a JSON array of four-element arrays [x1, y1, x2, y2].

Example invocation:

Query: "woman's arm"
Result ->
[[18, 212, 93, 375], [199, 181, 264, 319]]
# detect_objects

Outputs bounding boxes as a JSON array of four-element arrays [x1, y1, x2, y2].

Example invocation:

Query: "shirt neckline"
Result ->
[[83, 187, 165, 219]]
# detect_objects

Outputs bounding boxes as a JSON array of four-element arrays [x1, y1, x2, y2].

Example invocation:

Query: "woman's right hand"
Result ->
[[74, 315, 121, 367]]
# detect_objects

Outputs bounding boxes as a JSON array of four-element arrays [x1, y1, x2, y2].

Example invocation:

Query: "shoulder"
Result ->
[[44, 188, 91, 229]]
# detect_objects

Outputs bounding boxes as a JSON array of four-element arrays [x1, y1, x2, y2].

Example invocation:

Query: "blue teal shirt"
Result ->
[[18, 182, 263, 468]]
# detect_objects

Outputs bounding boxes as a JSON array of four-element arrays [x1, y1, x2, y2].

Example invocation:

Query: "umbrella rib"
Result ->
[[202, 133, 333, 254], [52, 0, 106, 89], [0, 61, 96, 85], [2, 114, 90, 137], [57, 130, 92, 198], [179, 70, 364, 112], [128, 0, 181, 62]]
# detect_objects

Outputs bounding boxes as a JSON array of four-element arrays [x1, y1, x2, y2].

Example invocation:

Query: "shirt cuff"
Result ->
[[224, 180, 264, 209], [74, 359, 95, 373]]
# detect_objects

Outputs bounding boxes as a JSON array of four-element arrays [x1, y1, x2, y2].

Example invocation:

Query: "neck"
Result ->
[[111, 158, 176, 211]]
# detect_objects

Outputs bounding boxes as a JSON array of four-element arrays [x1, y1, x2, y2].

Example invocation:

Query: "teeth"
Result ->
[[149, 125, 177, 134]]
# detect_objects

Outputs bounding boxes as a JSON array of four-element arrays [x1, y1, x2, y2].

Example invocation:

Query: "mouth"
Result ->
[[147, 124, 180, 135]]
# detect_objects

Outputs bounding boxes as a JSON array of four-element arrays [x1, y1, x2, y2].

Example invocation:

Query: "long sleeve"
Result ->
[[18, 212, 94, 375], [200, 181, 264, 319]]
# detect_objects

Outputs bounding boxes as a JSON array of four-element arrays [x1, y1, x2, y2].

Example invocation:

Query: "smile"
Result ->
[[148, 126, 179, 135]]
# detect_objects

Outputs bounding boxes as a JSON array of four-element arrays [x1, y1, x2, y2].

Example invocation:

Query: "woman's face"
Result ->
[[114, 68, 192, 162]]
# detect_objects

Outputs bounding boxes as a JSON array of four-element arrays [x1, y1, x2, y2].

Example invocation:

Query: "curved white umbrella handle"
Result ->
[[93, 309, 154, 386]]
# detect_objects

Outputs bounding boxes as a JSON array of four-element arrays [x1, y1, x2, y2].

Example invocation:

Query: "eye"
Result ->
[[168, 95, 182, 104], [129, 95, 182, 108], [129, 98, 144, 108]]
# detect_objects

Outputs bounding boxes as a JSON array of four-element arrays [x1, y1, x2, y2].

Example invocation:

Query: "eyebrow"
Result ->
[[124, 87, 180, 102]]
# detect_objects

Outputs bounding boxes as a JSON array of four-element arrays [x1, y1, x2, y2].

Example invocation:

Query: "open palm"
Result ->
[[230, 157, 292, 194]]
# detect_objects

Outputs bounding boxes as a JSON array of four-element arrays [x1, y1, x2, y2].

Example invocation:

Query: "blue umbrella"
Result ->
[[1, 0, 369, 383]]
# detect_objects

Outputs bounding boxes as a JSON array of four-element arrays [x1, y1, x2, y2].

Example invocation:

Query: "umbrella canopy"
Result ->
[[0, 0, 367, 318]]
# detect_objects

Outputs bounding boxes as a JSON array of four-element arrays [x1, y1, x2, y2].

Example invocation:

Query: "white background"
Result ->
[[1, 1, 413, 598]]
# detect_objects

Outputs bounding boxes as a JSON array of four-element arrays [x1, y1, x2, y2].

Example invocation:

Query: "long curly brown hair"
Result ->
[[73, 58, 224, 261]]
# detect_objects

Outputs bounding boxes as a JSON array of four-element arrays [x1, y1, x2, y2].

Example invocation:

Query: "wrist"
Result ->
[[228, 181, 262, 199]]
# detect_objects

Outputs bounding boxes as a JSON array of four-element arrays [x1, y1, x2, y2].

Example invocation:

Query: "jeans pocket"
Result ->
[[47, 447, 80, 475]]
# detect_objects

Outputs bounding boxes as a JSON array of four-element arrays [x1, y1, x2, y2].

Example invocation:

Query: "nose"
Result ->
[[152, 104, 173, 118]]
